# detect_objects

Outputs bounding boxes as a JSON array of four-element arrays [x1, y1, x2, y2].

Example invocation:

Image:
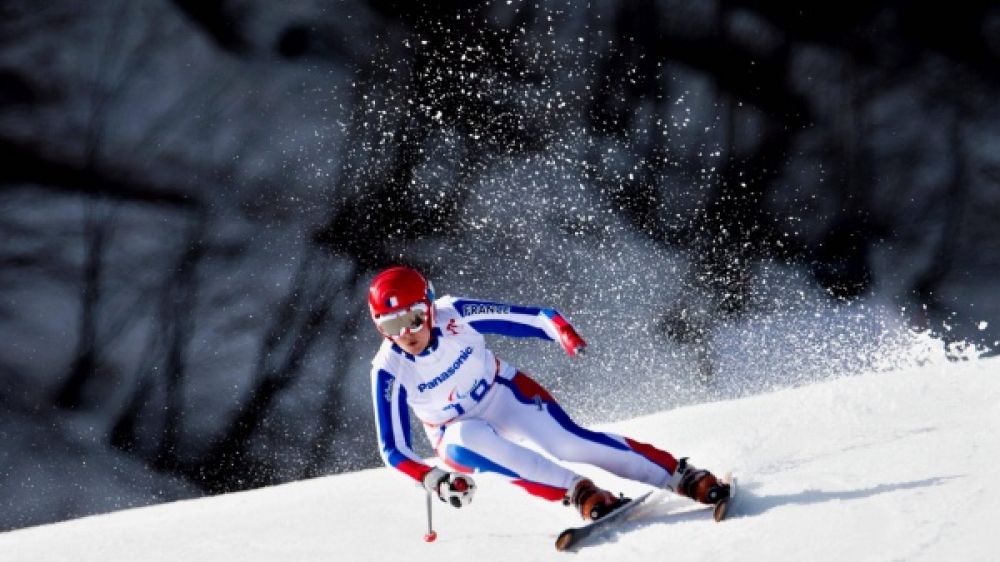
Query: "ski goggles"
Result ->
[[376, 302, 429, 337]]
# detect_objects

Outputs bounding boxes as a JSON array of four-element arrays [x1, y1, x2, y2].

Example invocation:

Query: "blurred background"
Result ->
[[1, 0, 998, 531]]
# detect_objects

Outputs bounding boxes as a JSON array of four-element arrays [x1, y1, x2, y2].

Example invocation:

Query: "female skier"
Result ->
[[368, 265, 730, 521]]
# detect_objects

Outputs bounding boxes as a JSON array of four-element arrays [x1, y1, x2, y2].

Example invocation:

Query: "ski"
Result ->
[[554, 490, 657, 552], [554, 474, 737, 551]]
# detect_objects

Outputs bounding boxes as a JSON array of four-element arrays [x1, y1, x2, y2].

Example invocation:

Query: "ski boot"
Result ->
[[673, 458, 730, 505], [564, 478, 628, 521]]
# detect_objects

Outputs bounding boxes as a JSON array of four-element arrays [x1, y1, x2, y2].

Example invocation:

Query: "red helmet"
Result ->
[[368, 265, 436, 325]]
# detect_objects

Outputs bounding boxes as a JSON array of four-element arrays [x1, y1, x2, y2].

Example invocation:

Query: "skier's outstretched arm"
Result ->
[[442, 296, 586, 356]]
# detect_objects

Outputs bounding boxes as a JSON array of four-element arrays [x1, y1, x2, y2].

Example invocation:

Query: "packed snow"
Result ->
[[1, 351, 996, 561]]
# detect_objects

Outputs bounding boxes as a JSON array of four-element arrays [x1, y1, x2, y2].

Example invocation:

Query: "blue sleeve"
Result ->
[[371, 367, 432, 483], [449, 298, 566, 341]]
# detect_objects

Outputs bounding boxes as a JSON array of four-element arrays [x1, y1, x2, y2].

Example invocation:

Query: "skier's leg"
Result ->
[[493, 371, 730, 504], [489, 370, 683, 490], [428, 418, 581, 501]]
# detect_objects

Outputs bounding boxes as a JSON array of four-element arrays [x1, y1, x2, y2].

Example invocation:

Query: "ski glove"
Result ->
[[423, 467, 476, 508], [558, 324, 587, 356]]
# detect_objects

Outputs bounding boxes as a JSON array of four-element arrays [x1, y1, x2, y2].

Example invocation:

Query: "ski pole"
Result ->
[[424, 488, 438, 542]]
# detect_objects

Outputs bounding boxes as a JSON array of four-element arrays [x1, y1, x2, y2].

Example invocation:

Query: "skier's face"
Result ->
[[392, 321, 431, 354]]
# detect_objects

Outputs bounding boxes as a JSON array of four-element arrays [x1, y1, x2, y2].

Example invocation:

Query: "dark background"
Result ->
[[1, 0, 998, 531]]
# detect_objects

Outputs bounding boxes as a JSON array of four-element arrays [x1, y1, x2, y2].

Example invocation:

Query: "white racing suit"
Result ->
[[371, 295, 681, 501]]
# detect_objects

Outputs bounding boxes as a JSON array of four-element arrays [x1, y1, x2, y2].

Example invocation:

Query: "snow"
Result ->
[[2, 353, 997, 561]]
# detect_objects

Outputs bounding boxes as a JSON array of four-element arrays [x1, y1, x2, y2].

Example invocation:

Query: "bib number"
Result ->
[[443, 378, 490, 417]]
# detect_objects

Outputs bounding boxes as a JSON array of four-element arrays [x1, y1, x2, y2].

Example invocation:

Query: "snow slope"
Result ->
[[2, 355, 997, 561]]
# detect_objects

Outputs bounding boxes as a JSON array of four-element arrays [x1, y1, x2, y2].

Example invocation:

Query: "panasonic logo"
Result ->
[[418, 347, 474, 393]]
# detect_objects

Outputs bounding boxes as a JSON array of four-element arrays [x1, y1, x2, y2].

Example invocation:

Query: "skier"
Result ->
[[368, 265, 730, 521]]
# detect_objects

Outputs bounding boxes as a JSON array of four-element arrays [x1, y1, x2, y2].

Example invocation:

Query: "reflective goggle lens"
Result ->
[[376, 303, 428, 337]]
